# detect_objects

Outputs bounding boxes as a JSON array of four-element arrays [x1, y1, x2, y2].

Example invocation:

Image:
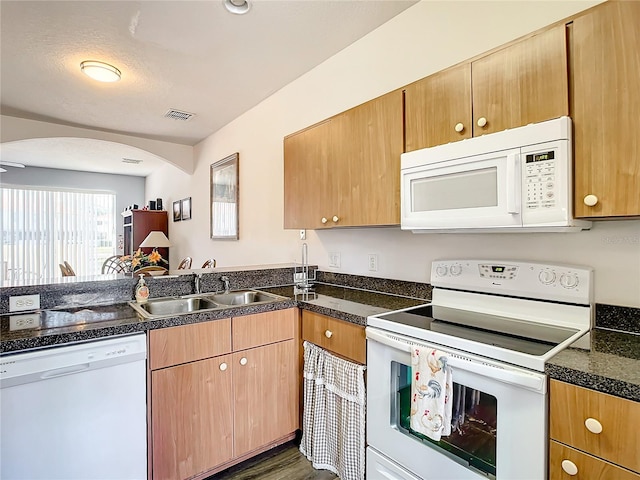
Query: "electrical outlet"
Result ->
[[328, 252, 341, 268], [368, 254, 378, 272], [299, 229, 306, 240], [9, 313, 41, 331], [9, 294, 41, 312]]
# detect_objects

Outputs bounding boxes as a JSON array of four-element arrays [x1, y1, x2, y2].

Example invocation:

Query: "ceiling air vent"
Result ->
[[122, 158, 143, 164], [164, 109, 195, 121]]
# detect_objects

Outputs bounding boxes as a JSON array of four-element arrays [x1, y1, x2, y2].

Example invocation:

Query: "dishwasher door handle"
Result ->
[[41, 363, 91, 379]]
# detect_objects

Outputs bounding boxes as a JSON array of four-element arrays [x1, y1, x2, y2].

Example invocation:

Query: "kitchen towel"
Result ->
[[410, 346, 453, 441], [300, 341, 366, 480]]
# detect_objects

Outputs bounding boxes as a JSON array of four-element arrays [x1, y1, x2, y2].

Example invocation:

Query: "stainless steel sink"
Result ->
[[130, 296, 218, 317], [203, 290, 283, 306], [129, 290, 287, 318]]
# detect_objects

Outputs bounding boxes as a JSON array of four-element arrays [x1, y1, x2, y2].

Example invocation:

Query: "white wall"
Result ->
[[147, 0, 640, 308]]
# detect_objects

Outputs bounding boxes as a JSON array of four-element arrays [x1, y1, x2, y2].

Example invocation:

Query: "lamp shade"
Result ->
[[139, 231, 171, 248]]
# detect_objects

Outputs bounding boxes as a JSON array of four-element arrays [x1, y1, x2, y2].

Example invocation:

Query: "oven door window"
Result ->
[[392, 361, 497, 477]]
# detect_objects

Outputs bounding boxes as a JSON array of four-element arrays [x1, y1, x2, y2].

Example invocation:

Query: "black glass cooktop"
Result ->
[[373, 304, 580, 356]]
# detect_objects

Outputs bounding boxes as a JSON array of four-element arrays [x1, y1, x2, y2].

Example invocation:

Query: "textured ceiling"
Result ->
[[0, 0, 416, 148]]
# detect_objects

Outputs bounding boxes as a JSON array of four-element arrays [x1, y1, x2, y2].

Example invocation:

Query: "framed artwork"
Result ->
[[172, 200, 181, 222], [210, 152, 239, 240], [181, 197, 192, 221]]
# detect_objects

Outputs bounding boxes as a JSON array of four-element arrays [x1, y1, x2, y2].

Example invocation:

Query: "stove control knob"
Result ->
[[435, 265, 448, 277], [560, 273, 579, 289], [538, 270, 556, 285], [450, 264, 462, 276]]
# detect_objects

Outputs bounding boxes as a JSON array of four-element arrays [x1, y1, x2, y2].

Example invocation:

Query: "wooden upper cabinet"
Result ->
[[283, 90, 403, 229], [405, 63, 472, 151], [405, 25, 568, 153], [283, 119, 333, 229], [571, 1, 640, 218], [471, 24, 569, 136], [337, 89, 403, 226]]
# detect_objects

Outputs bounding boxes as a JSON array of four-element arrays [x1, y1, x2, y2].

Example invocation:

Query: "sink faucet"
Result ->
[[194, 273, 202, 294], [220, 276, 230, 294]]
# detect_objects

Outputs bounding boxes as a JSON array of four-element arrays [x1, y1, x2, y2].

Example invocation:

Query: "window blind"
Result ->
[[1, 186, 116, 282]]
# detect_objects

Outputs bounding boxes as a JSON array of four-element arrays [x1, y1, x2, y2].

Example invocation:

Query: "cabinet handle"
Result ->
[[454, 122, 465, 133], [325, 330, 333, 338], [477, 117, 488, 128], [332, 215, 339, 223], [239, 357, 248, 366], [561, 460, 578, 476], [219, 362, 228, 371], [584, 417, 603, 434], [321, 217, 328, 224], [583, 194, 599, 207]]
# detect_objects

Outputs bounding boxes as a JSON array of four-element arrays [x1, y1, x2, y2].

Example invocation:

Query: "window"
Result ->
[[1, 186, 117, 282]]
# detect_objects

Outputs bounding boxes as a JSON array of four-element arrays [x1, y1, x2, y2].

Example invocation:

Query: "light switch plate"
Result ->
[[9, 294, 41, 312], [328, 252, 341, 268], [299, 229, 306, 240]]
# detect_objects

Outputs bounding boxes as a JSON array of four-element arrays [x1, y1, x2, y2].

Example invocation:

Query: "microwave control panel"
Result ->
[[525, 150, 556, 210]]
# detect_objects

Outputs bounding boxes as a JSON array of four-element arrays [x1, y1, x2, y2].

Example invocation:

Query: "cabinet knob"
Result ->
[[454, 122, 465, 133], [583, 194, 599, 207], [584, 417, 603, 434], [477, 117, 488, 128], [321, 217, 328, 224], [325, 330, 333, 338], [332, 215, 339, 223], [561, 460, 578, 476], [219, 362, 228, 371], [239, 357, 248, 366]]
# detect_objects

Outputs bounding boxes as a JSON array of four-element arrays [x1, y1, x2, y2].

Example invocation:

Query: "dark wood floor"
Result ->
[[207, 442, 338, 480]]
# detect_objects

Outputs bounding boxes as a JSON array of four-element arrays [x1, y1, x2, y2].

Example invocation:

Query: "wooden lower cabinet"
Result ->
[[149, 310, 299, 480], [233, 340, 298, 457], [151, 355, 234, 480], [549, 441, 640, 480], [301, 310, 366, 364]]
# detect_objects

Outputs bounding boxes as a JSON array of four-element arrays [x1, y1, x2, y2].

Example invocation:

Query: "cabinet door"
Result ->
[[151, 355, 233, 480], [301, 310, 366, 364], [549, 441, 640, 480], [472, 24, 568, 136], [404, 63, 472, 152], [232, 340, 298, 458], [549, 380, 640, 473], [571, 1, 640, 217], [284, 119, 334, 229], [335, 89, 404, 226]]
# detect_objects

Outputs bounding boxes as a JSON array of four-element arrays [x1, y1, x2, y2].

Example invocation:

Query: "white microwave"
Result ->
[[401, 116, 592, 232]]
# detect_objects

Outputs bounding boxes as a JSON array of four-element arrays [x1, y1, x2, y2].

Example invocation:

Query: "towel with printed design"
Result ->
[[409, 346, 453, 441]]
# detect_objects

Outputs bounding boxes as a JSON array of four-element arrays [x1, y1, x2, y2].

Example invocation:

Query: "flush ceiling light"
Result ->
[[224, 0, 251, 15], [80, 60, 121, 82]]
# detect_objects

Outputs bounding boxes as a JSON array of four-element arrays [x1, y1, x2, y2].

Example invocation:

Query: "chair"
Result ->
[[101, 255, 130, 274], [177, 257, 192, 269], [59, 261, 76, 277], [201, 258, 216, 268], [135, 266, 168, 276]]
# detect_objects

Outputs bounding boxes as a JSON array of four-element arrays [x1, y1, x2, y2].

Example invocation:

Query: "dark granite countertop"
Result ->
[[0, 282, 425, 354], [546, 328, 640, 402]]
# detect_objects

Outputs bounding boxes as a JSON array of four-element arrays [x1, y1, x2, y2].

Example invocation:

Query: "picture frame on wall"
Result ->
[[181, 197, 192, 221], [173, 200, 181, 222], [210, 153, 239, 240]]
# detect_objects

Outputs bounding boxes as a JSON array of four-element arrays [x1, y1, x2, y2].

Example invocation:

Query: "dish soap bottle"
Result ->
[[135, 274, 149, 304]]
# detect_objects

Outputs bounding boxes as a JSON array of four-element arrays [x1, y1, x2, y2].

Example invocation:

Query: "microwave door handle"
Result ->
[[506, 153, 520, 214]]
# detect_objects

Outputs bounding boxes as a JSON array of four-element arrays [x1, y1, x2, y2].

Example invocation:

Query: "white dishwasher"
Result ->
[[0, 333, 147, 480]]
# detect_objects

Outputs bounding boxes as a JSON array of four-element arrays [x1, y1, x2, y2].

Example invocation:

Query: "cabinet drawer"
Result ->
[[301, 311, 366, 364], [149, 319, 232, 370], [549, 440, 640, 480], [232, 309, 296, 351], [550, 380, 640, 472]]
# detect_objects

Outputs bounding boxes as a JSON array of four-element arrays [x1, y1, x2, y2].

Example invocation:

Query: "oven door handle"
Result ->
[[366, 328, 545, 392]]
